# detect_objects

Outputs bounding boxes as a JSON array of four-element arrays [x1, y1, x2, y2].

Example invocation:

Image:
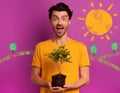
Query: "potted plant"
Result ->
[[45, 45, 72, 87]]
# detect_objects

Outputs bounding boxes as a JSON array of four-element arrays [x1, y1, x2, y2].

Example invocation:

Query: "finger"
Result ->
[[48, 82, 52, 87], [52, 87, 59, 90]]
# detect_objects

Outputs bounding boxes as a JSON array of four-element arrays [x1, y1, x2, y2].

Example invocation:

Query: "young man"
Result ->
[[31, 2, 90, 93]]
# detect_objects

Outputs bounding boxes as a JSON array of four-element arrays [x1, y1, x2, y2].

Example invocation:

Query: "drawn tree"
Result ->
[[111, 42, 118, 52], [9, 43, 17, 55], [90, 45, 98, 55]]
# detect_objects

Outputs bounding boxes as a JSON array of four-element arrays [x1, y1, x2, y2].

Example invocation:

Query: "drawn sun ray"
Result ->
[[106, 35, 110, 40], [114, 26, 119, 29], [113, 13, 118, 16], [78, 2, 118, 41], [107, 4, 114, 11], [99, 2, 103, 8], [80, 26, 86, 29], [100, 36, 104, 39], [90, 2, 94, 7], [82, 9, 87, 13], [109, 31, 113, 34], [83, 32, 89, 37], [78, 17, 85, 21], [91, 36, 95, 41]]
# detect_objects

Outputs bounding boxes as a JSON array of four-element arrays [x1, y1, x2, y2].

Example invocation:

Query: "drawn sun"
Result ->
[[78, 2, 118, 41]]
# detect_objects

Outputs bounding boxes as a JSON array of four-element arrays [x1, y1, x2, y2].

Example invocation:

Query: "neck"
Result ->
[[52, 36, 70, 46]]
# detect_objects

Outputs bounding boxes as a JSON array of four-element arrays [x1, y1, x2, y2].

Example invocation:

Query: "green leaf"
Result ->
[[45, 45, 72, 63]]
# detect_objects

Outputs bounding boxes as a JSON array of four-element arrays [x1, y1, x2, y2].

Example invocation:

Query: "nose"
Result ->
[[57, 19, 62, 25]]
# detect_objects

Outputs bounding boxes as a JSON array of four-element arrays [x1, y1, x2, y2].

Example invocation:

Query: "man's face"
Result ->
[[50, 11, 71, 37]]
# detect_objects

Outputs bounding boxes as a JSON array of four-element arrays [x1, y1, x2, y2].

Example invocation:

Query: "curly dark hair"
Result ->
[[48, 2, 73, 20]]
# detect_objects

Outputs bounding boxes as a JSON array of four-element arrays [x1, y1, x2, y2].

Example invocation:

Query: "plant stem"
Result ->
[[57, 62, 61, 74]]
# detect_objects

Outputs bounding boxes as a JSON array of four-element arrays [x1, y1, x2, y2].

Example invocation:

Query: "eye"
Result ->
[[62, 16, 68, 21], [62, 17, 67, 21], [52, 16, 58, 21]]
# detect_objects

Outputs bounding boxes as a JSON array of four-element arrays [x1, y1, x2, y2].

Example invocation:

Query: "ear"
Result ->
[[69, 20, 71, 24]]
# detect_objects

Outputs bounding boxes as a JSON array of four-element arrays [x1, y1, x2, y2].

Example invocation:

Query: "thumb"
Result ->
[[48, 82, 52, 89]]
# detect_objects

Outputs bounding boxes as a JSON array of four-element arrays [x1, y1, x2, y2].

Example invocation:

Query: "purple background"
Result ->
[[0, 0, 120, 93]]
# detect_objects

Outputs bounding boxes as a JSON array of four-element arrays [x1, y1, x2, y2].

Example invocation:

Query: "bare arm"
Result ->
[[64, 66, 90, 90], [31, 67, 49, 87]]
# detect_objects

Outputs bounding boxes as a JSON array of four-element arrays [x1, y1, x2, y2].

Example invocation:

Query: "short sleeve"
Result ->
[[32, 44, 41, 68], [79, 45, 90, 67]]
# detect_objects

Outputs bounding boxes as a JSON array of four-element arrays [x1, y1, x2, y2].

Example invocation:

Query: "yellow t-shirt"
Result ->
[[32, 39, 90, 93]]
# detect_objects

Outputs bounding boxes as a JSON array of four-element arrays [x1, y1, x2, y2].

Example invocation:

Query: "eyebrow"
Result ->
[[62, 15, 68, 18], [52, 15, 68, 18]]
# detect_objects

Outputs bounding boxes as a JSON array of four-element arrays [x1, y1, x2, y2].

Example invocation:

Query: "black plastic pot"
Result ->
[[52, 73, 66, 87]]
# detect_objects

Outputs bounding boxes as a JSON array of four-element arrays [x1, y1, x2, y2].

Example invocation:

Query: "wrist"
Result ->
[[63, 84, 72, 91]]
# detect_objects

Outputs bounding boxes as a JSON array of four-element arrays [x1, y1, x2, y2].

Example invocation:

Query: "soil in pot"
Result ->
[[52, 73, 66, 87]]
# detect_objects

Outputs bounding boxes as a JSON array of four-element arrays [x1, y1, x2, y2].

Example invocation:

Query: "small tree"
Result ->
[[45, 45, 72, 87], [46, 45, 71, 74]]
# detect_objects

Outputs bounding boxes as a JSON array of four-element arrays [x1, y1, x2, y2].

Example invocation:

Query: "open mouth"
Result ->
[[56, 27, 64, 30], [55, 26, 65, 36]]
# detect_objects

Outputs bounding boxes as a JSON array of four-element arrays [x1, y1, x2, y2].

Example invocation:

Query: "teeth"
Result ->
[[56, 27, 63, 29]]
